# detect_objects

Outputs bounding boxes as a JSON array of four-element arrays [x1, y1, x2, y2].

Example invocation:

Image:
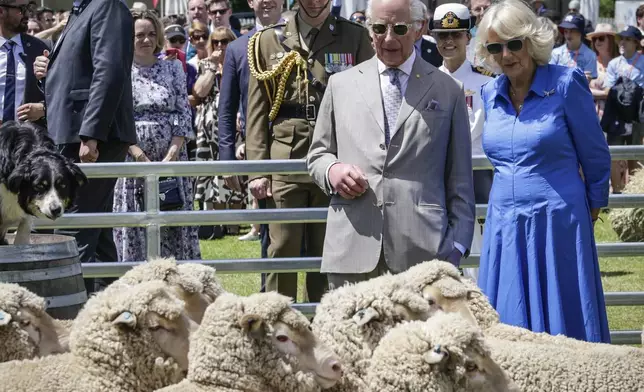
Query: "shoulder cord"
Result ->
[[247, 30, 309, 122]]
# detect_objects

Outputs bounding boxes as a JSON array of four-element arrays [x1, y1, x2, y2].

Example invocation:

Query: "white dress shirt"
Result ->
[[0, 34, 26, 120], [439, 59, 493, 156]]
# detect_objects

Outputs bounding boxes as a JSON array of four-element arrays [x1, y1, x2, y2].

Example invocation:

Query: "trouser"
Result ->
[[259, 198, 269, 292], [466, 169, 494, 283], [55, 141, 129, 294], [265, 180, 328, 302], [327, 248, 391, 290]]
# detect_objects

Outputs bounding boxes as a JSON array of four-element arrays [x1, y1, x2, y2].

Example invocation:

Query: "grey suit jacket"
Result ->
[[307, 56, 475, 274], [44, 0, 136, 146]]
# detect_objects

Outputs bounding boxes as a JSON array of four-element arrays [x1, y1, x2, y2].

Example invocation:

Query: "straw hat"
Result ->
[[587, 23, 617, 39]]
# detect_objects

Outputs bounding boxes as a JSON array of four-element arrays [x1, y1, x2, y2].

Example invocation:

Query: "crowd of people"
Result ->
[[0, 0, 643, 344]]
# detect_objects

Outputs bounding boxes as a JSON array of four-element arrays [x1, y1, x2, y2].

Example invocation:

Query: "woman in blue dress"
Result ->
[[475, 0, 612, 342]]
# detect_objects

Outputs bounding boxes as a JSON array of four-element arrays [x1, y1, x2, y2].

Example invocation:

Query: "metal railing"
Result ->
[[29, 145, 644, 345]]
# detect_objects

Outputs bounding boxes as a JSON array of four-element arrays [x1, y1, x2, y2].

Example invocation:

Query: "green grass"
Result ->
[[200, 215, 644, 332]]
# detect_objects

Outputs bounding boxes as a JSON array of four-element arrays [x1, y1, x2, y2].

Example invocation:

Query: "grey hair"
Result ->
[[475, 0, 554, 72], [366, 0, 427, 31]]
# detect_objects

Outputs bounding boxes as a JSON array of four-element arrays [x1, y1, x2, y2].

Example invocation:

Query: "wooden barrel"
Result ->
[[0, 234, 88, 320]]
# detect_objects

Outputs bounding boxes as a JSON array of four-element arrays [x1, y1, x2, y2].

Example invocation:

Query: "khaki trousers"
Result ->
[[265, 180, 329, 302]]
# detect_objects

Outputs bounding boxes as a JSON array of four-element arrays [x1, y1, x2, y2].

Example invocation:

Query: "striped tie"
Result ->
[[3, 40, 16, 123]]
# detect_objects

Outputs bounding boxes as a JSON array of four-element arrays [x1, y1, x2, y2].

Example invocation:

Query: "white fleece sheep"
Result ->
[[312, 275, 432, 392], [108, 258, 224, 323], [0, 283, 67, 362], [488, 335, 644, 391], [366, 313, 520, 392], [157, 292, 343, 392], [609, 169, 644, 242], [0, 280, 197, 392]]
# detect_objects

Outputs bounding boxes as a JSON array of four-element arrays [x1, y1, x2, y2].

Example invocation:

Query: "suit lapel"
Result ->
[[356, 57, 385, 133], [280, 17, 304, 55], [392, 57, 434, 135], [50, 9, 84, 62], [309, 16, 336, 58]]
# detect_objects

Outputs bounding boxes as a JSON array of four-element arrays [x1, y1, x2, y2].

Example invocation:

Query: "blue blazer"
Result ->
[[217, 28, 255, 161]]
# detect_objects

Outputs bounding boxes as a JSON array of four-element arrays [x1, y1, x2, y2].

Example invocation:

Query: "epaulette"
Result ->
[[472, 65, 497, 77], [263, 22, 287, 30]]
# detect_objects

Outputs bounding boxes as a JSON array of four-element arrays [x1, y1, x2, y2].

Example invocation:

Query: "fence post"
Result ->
[[144, 174, 161, 259]]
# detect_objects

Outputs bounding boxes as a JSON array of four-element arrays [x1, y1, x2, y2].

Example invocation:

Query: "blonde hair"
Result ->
[[475, 0, 554, 72], [188, 20, 208, 37], [131, 10, 166, 55], [206, 27, 237, 54]]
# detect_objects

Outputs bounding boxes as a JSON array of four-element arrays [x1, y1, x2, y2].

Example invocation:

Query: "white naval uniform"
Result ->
[[439, 59, 495, 282]]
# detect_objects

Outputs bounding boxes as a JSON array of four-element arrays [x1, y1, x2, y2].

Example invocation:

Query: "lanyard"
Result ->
[[567, 48, 580, 68], [625, 52, 642, 78]]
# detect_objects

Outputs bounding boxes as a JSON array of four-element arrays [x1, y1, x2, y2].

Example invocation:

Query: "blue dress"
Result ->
[[478, 65, 612, 343]]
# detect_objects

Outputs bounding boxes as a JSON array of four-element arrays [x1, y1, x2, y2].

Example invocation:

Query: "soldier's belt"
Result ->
[[277, 104, 317, 121]]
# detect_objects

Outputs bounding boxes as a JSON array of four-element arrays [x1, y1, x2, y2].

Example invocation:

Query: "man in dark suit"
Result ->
[[33, 0, 136, 293], [217, 0, 283, 277], [0, 0, 50, 129], [415, 2, 442, 67]]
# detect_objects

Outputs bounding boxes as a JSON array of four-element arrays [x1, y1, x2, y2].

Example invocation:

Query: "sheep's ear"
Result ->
[[423, 344, 449, 365], [466, 290, 481, 300], [112, 311, 137, 328], [0, 310, 11, 326], [240, 314, 265, 338], [393, 303, 422, 322], [352, 307, 380, 326]]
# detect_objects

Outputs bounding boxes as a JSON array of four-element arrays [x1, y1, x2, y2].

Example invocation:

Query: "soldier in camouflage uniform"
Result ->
[[245, 0, 374, 302]]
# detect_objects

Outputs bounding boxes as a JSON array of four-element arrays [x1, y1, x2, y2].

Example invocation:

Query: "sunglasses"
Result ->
[[485, 39, 523, 55], [209, 8, 228, 15], [211, 39, 230, 46], [370, 23, 413, 36], [1, 3, 36, 15], [435, 31, 466, 40], [191, 33, 207, 41], [169, 37, 186, 44], [351, 16, 365, 22], [592, 35, 607, 43]]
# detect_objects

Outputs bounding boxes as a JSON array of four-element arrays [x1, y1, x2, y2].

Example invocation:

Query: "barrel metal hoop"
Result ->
[[45, 291, 88, 309], [0, 263, 83, 283]]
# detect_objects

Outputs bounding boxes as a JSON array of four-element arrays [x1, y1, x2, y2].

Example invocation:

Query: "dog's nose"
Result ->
[[50, 206, 62, 217]]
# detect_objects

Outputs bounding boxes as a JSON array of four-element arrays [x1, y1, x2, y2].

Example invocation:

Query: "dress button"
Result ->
[[383, 172, 389, 178], [308, 58, 314, 65], [379, 143, 385, 150]]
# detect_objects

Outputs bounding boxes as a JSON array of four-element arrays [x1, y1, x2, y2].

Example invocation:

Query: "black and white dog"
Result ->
[[0, 122, 87, 245]]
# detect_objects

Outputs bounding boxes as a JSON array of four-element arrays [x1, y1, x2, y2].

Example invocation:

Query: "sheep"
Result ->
[[366, 313, 520, 392], [395, 260, 500, 328], [156, 291, 343, 392], [107, 257, 224, 323], [397, 262, 644, 357], [487, 335, 644, 391], [0, 280, 198, 392], [0, 282, 67, 362], [610, 169, 644, 242], [311, 276, 433, 392]]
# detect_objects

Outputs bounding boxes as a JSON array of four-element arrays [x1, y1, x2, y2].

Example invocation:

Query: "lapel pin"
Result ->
[[285, 31, 292, 36], [544, 89, 555, 97], [416, 74, 420, 78]]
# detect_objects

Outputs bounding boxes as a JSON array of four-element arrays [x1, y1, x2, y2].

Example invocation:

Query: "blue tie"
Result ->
[[3, 40, 15, 123], [383, 68, 402, 146]]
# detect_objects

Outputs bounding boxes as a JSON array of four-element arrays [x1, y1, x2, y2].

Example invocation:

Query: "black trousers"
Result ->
[[56, 140, 129, 294]]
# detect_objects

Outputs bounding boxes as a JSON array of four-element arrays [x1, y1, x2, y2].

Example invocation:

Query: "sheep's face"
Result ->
[[241, 312, 344, 389], [111, 290, 199, 372], [0, 307, 63, 357], [421, 282, 478, 325], [352, 288, 431, 328]]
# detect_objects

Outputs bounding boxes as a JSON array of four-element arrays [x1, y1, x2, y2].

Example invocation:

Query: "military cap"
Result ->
[[432, 3, 471, 32]]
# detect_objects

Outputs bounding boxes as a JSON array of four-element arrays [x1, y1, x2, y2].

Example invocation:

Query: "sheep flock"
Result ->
[[1, 258, 642, 392]]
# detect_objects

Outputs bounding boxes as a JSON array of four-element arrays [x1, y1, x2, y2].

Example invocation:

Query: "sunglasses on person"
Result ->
[[592, 35, 607, 43], [485, 39, 523, 54], [191, 33, 208, 41], [211, 39, 230, 46], [169, 36, 186, 44], [1, 2, 36, 15], [350, 15, 365, 23], [435, 31, 467, 40], [370, 22, 413, 36], [209, 8, 228, 16]]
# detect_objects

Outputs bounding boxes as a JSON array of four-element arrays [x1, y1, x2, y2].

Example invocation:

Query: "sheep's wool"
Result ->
[[610, 169, 644, 242], [0, 283, 47, 362]]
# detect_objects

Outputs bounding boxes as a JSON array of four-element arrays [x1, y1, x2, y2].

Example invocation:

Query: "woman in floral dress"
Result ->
[[113, 10, 201, 261]]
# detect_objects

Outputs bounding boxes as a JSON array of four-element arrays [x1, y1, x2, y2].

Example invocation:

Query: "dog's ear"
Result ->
[[66, 159, 88, 188], [6, 164, 29, 193]]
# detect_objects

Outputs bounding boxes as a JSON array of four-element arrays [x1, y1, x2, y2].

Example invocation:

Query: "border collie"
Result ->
[[0, 122, 87, 246]]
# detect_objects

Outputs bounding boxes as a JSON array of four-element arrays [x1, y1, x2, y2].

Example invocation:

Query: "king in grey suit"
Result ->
[[38, 0, 136, 292], [307, 0, 475, 288]]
